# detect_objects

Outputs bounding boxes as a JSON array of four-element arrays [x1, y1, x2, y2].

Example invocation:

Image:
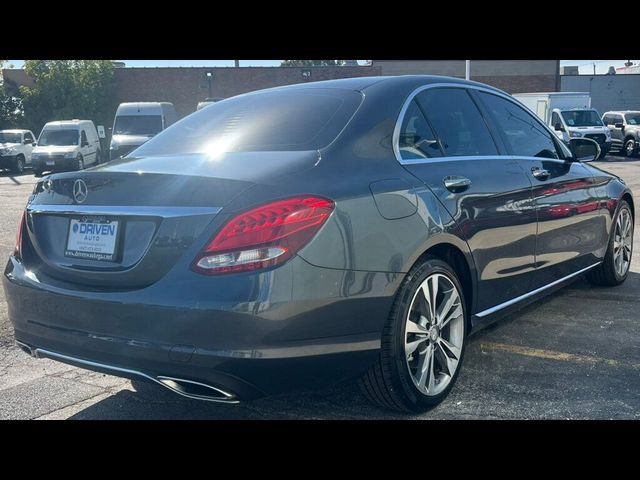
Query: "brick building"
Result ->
[[372, 60, 560, 93], [2, 61, 560, 122]]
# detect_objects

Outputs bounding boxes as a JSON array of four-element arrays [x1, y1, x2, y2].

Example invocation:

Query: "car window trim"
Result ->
[[393, 83, 568, 164]]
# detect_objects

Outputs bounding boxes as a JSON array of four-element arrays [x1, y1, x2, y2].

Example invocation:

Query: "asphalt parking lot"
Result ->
[[1, 155, 639, 420]]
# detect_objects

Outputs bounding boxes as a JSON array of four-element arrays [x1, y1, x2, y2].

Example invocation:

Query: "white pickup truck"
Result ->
[[0, 129, 37, 173]]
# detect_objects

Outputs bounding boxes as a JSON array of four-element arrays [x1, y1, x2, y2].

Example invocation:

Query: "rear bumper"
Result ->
[[3, 255, 394, 400]]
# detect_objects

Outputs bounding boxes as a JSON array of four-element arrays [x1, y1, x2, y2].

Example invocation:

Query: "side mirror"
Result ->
[[554, 123, 565, 132], [615, 123, 624, 129], [569, 138, 600, 162]]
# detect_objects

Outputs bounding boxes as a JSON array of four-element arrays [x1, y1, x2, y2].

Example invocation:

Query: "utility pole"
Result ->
[[593, 63, 596, 75], [205, 71, 212, 98], [234, 60, 240, 67], [465, 60, 470, 80]]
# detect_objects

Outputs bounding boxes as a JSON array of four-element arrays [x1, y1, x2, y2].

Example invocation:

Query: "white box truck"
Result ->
[[512, 92, 611, 157]]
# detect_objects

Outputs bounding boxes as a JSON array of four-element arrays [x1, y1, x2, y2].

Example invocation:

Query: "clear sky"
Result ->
[[4, 59, 639, 74], [561, 60, 639, 74]]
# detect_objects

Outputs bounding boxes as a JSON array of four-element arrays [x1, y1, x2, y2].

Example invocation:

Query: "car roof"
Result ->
[[241, 75, 507, 100], [0, 129, 30, 133], [43, 120, 92, 128], [604, 110, 640, 114]]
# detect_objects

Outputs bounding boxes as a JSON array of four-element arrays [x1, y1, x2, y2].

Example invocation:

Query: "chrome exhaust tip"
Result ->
[[16, 340, 34, 356], [155, 376, 238, 403]]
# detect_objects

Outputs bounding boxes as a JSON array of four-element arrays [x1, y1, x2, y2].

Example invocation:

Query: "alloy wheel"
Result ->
[[625, 140, 635, 157], [404, 273, 464, 396], [613, 208, 633, 277]]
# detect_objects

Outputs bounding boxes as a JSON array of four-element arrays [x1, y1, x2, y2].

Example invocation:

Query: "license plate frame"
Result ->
[[64, 216, 122, 262]]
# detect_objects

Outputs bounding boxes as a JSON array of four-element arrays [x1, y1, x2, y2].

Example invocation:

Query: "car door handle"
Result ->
[[443, 176, 472, 192], [531, 167, 550, 181]]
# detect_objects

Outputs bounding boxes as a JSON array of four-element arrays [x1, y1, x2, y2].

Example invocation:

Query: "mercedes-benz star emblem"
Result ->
[[73, 179, 88, 204]]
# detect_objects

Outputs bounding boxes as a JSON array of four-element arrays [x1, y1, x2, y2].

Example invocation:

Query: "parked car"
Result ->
[[4, 76, 633, 412], [0, 129, 37, 174], [513, 93, 611, 158], [602, 111, 640, 157], [31, 120, 101, 176], [109, 102, 177, 160], [196, 98, 223, 110]]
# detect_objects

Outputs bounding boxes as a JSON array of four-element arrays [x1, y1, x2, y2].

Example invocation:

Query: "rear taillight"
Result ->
[[14, 210, 25, 259], [192, 196, 334, 275]]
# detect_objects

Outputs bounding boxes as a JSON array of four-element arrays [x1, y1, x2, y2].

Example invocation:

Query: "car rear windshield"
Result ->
[[133, 88, 363, 156], [114, 115, 163, 136], [38, 129, 79, 146], [561, 110, 603, 127], [0, 132, 21, 143], [626, 114, 640, 125]]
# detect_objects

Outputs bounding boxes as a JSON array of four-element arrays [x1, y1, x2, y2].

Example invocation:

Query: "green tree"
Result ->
[[20, 60, 116, 134], [0, 60, 25, 129], [280, 60, 346, 67]]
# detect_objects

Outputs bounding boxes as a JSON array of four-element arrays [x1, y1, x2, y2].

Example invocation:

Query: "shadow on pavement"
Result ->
[[0, 170, 34, 184], [67, 379, 399, 420]]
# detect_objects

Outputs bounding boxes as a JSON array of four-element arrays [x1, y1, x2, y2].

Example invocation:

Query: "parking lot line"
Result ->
[[480, 342, 640, 371]]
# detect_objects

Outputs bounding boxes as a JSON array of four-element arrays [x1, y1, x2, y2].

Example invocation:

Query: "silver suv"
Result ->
[[602, 111, 640, 157]]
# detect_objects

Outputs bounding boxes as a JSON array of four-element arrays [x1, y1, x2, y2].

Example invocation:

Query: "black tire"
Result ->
[[359, 255, 467, 412], [12, 155, 25, 174], [76, 155, 85, 171], [587, 200, 633, 286], [95, 149, 101, 165], [624, 139, 637, 158]]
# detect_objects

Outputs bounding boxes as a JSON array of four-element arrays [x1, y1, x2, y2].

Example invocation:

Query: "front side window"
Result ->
[[398, 100, 443, 160], [561, 110, 603, 127], [81, 131, 88, 145], [613, 115, 624, 125], [625, 113, 640, 125], [478, 92, 560, 159], [415, 88, 498, 157], [603, 114, 612, 125], [24, 132, 34, 143], [551, 111, 562, 128], [38, 129, 79, 146]]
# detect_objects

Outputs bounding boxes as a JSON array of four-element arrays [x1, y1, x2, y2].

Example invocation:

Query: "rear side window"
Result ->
[[478, 92, 560, 159], [398, 100, 443, 160], [134, 88, 363, 156], [415, 88, 498, 157]]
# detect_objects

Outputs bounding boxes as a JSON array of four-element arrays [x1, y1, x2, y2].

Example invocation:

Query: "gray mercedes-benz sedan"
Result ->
[[3, 76, 634, 412]]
